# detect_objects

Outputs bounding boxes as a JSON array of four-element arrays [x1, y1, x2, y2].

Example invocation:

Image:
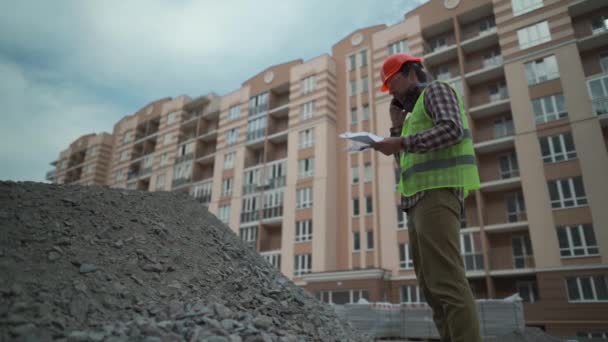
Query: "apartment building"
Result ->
[[48, 133, 113, 185], [48, 0, 608, 337]]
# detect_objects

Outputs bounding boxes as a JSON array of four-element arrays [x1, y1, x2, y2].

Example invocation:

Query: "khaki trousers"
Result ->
[[407, 188, 482, 342]]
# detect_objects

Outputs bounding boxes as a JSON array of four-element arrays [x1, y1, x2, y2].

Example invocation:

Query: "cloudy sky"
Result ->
[[0, 0, 427, 182]]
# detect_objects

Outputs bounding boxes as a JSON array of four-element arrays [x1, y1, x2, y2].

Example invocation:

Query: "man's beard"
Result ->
[[396, 84, 423, 110]]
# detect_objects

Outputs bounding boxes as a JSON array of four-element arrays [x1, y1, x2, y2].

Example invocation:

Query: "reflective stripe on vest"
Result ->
[[401, 154, 477, 182]]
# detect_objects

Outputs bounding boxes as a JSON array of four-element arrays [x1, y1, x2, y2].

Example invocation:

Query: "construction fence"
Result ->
[[333, 295, 525, 340]]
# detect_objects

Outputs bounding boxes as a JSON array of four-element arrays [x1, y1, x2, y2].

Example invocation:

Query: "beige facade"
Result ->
[[49, 0, 608, 337]]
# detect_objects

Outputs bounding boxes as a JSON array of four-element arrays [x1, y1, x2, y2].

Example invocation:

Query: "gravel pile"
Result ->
[[0, 181, 367, 341]]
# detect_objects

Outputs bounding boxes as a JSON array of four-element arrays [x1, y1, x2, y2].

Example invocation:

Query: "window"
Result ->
[[479, 17, 496, 34], [223, 152, 236, 170], [601, 53, 608, 73], [120, 150, 129, 162], [160, 153, 168, 166], [115, 170, 124, 182], [240, 226, 258, 243], [87, 147, 97, 158], [155, 174, 165, 190], [295, 220, 313, 242], [367, 230, 374, 250], [241, 196, 259, 223], [298, 128, 314, 149], [362, 104, 370, 121], [167, 111, 179, 125], [228, 105, 241, 121], [450, 78, 464, 96], [517, 21, 550, 50], [505, 191, 526, 222], [587, 73, 608, 115], [359, 50, 368, 67], [123, 131, 134, 144], [351, 166, 359, 184], [539, 132, 576, 163], [301, 101, 315, 120], [353, 232, 360, 251], [163, 133, 173, 145], [365, 196, 373, 214], [434, 65, 451, 81], [489, 80, 508, 102], [226, 128, 239, 145], [591, 16, 608, 34], [249, 92, 269, 116], [350, 107, 358, 124], [525, 55, 559, 85], [218, 205, 230, 223], [262, 190, 283, 218], [397, 207, 406, 229], [400, 285, 426, 304], [364, 163, 372, 182], [294, 254, 312, 276], [429, 36, 448, 53], [301, 76, 316, 95], [461, 232, 484, 271], [499, 153, 519, 179], [512, 0, 543, 16], [361, 77, 369, 93], [350, 80, 357, 96], [349, 54, 356, 71], [298, 158, 314, 179], [296, 188, 312, 209], [494, 117, 514, 138], [352, 198, 360, 216], [483, 48, 503, 68], [388, 39, 409, 55], [557, 224, 599, 257], [532, 94, 567, 125], [548, 177, 587, 209], [516, 281, 539, 303], [221, 178, 233, 196], [399, 243, 414, 269], [512, 235, 533, 269], [317, 290, 369, 304], [173, 162, 192, 180], [247, 116, 266, 141], [566, 275, 608, 302]]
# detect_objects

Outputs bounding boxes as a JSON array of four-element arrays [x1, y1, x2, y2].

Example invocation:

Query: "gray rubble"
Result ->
[[0, 181, 367, 341]]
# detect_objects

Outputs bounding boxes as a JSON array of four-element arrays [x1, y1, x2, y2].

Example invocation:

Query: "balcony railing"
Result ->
[[263, 206, 283, 219], [175, 153, 194, 164], [241, 211, 260, 223], [489, 89, 509, 102], [247, 129, 266, 142], [249, 105, 268, 117], [140, 167, 152, 177], [592, 96, 608, 115], [243, 183, 259, 195], [172, 177, 191, 188], [265, 176, 286, 190], [483, 56, 503, 68], [261, 251, 281, 269], [195, 194, 212, 204], [514, 255, 535, 269], [507, 211, 527, 223]]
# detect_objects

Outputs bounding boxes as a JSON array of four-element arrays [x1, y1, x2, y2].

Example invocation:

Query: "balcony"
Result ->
[[241, 211, 260, 224], [423, 44, 458, 67], [260, 176, 286, 191], [172, 177, 191, 188], [260, 250, 281, 269], [175, 153, 194, 164], [480, 177, 521, 192], [469, 90, 510, 119], [247, 128, 266, 143], [465, 57, 504, 86], [485, 220, 529, 234], [474, 121, 515, 154], [262, 206, 283, 220], [460, 27, 498, 54]]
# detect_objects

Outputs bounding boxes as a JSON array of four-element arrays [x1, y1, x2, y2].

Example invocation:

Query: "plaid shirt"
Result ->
[[391, 81, 465, 212]]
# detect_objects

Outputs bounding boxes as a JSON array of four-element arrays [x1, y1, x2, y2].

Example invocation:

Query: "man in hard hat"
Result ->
[[370, 53, 482, 342]]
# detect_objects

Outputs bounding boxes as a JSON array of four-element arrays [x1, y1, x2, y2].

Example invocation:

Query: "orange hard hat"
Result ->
[[381, 53, 423, 92]]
